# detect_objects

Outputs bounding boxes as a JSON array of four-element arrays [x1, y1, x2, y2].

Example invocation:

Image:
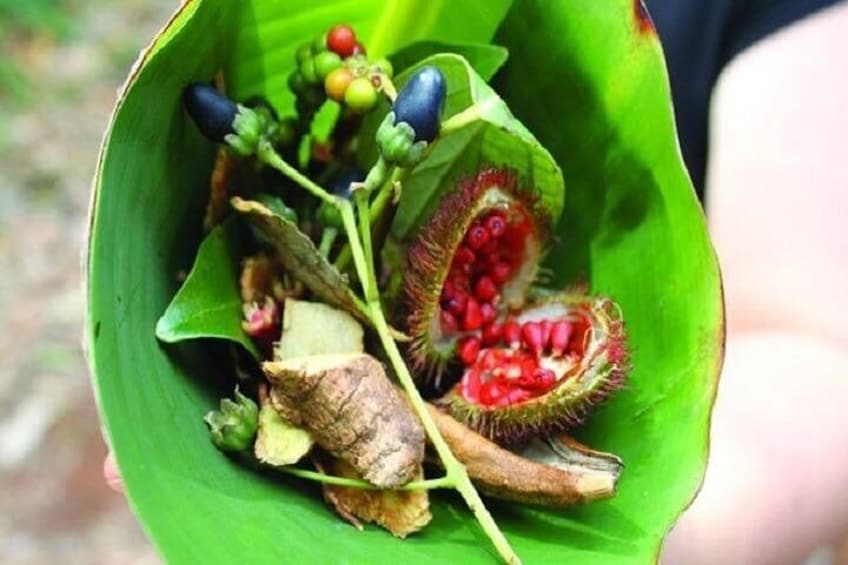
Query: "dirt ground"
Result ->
[[0, 1, 172, 563]]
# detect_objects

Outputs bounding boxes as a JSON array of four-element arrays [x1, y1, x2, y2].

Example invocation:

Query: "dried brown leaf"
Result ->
[[264, 353, 425, 488], [319, 456, 431, 538], [232, 198, 370, 325]]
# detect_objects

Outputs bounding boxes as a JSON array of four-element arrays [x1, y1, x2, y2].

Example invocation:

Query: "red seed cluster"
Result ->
[[439, 210, 522, 335], [457, 318, 580, 408]]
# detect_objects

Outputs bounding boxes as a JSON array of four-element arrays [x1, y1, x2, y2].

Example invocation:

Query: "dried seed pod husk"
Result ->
[[318, 455, 432, 538], [263, 353, 425, 488], [427, 404, 620, 506]]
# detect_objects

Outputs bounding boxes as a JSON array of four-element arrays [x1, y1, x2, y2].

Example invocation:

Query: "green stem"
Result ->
[[334, 166, 404, 273], [355, 193, 377, 301], [367, 303, 520, 564], [254, 141, 520, 564], [277, 466, 452, 491], [257, 140, 335, 205], [318, 227, 338, 259]]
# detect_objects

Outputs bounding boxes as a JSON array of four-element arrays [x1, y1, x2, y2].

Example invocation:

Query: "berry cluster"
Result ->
[[288, 24, 393, 116]]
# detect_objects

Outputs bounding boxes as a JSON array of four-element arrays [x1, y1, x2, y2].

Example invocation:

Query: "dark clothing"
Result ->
[[646, 0, 842, 198]]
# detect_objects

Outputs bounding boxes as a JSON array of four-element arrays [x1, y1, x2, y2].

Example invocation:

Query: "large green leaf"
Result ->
[[86, 1, 723, 564]]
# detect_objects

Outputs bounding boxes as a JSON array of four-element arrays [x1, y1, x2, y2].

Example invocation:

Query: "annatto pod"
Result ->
[[404, 168, 628, 441]]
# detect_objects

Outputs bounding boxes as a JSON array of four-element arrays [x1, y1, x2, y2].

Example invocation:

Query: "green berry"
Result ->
[[312, 32, 328, 53], [287, 71, 306, 95], [295, 43, 313, 64], [344, 77, 378, 114], [275, 117, 297, 146], [300, 58, 319, 85], [373, 58, 393, 79], [314, 51, 342, 80], [316, 201, 344, 229]]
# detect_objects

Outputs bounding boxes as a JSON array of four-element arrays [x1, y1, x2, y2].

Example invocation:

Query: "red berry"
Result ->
[[550, 321, 573, 356], [462, 298, 483, 331], [465, 224, 489, 250], [491, 261, 512, 284], [327, 25, 356, 58], [474, 276, 498, 302], [449, 273, 470, 293], [440, 310, 458, 333], [456, 245, 476, 265], [480, 302, 497, 324], [503, 320, 521, 346], [482, 323, 502, 345], [484, 213, 507, 238], [457, 336, 481, 366], [521, 322, 544, 356]]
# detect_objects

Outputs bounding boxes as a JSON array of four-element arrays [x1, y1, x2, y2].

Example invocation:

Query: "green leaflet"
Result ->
[[87, 1, 723, 564], [155, 219, 260, 359], [357, 53, 564, 240]]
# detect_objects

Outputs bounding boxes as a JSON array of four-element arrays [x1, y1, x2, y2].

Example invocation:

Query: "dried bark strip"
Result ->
[[427, 404, 621, 506], [264, 353, 425, 488]]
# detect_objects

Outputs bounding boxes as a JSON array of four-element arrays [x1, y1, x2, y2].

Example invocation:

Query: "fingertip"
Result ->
[[103, 451, 124, 493]]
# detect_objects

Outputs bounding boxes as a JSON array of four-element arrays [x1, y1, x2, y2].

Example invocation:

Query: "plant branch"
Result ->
[[277, 466, 452, 491]]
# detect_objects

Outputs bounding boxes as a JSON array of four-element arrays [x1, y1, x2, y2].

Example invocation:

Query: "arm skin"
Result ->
[[661, 3, 848, 564]]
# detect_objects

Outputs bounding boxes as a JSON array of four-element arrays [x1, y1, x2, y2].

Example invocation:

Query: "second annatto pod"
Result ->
[[403, 168, 629, 441]]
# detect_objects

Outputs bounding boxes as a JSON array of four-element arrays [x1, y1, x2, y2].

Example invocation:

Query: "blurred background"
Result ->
[[0, 0, 172, 562]]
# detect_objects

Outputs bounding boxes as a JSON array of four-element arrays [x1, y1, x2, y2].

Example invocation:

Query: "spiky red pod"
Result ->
[[437, 294, 629, 442], [403, 168, 549, 379]]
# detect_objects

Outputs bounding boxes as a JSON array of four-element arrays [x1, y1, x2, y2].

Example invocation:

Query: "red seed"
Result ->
[[533, 368, 556, 391], [540, 320, 553, 350], [480, 302, 497, 324], [481, 323, 502, 345], [462, 298, 483, 331], [479, 348, 502, 370], [521, 322, 544, 356], [455, 245, 476, 265], [481, 240, 498, 256], [491, 261, 512, 284], [474, 276, 498, 302], [484, 213, 507, 238], [441, 293, 467, 316], [479, 379, 508, 406], [550, 321, 573, 356], [457, 336, 481, 365], [440, 310, 458, 333], [503, 320, 521, 346], [450, 274, 470, 293], [327, 25, 357, 58], [504, 387, 533, 406], [465, 223, 489, 250]]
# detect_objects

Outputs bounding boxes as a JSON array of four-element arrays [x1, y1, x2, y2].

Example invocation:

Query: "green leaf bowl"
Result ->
[[86, 1, 724, 563]]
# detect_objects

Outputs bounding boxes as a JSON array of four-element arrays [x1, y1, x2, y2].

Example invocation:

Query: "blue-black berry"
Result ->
[[183, 83, 238, 142], [393, 66, 446, 143]]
